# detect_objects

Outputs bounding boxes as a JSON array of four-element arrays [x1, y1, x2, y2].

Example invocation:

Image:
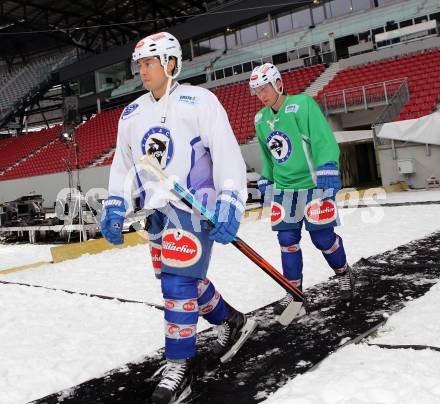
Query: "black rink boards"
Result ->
[[33, 231, 440, 404]]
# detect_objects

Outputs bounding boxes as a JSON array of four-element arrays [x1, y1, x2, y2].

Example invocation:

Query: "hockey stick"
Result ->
[[140, 155, 305, 325]]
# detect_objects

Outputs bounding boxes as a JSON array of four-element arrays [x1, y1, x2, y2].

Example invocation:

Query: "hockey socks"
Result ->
[[309, 228, 347, 273], [277, 229, 303, 281]]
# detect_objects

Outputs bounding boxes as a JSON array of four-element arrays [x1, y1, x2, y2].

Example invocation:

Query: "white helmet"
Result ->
[[132, 32, 182, 79], [249, 63, 283, 95]]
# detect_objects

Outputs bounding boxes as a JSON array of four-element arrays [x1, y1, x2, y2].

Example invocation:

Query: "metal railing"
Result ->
[[372, 78, 411, 147], [320, 78, 408, 115]]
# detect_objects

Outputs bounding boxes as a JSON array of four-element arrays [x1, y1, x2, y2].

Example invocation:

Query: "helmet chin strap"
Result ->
[[161, 76, 172, 124], [270, 92, 282, 109], [160, 60, 174, 124], [269, 83, 284, 109]]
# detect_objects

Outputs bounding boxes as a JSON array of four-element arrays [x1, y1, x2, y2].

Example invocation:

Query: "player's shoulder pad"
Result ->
[[119, 93, 148, 121]]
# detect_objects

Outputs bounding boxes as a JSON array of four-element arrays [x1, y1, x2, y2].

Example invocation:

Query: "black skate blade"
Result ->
[[278, 301, 304, 326], [220, 319, 257, 363]]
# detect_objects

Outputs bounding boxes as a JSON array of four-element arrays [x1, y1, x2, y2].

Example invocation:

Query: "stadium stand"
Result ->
[[0, 107, 122, 181], [71, 107, 122, 167], [0, 52, 74, 119], [1, 0, 439, 189], [0, 64, 323, 179], [178, 0, 439, 83], [0, 126, 61, 175], [0, 137, 14, 152], [110, 76, 144, 98], [317, 49, 440, 120]]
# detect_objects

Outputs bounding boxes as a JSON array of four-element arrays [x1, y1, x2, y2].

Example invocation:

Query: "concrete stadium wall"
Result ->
[[0, 165, 111, 208], [2, 139, 437, 207], [377, 143, 440, 189], [339, 108, 383, 129], [241, 141, 263, 174]]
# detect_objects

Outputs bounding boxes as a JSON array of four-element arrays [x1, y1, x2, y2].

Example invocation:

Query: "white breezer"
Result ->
[[249, 63, 283, 95], [132, 32, 183, 123]]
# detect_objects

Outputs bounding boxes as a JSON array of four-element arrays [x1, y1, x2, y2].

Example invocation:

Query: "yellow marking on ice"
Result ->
[[51, 232, 148, 263], [243, 206, 270, 222], [340, 183, 408, 200], [0, 261, 51, 274]]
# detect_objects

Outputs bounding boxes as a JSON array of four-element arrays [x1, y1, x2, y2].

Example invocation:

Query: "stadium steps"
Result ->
[[92, 148, 116, 167], [305, 62, 341, 97]]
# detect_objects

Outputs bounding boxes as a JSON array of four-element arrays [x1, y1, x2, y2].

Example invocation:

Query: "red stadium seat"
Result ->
[[317, 50, 440, 121]]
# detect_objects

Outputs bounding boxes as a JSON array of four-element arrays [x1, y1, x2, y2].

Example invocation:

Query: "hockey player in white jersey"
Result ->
[[100, 32, 256, 404]]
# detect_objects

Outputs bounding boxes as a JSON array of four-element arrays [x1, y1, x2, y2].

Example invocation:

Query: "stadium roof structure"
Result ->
[[0, 0, 228, 62], [0, 0, 311, 130], [0, 0, 312, 65]]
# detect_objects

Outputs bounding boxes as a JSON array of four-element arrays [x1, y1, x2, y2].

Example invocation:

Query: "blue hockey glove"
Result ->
[[257, 176, 273, 199], [209, 191, 244, 244], [316, 162, 341, 199], [100, 196, 127, 245]]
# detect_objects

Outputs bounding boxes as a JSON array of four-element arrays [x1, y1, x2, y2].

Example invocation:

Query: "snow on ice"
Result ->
[[0, 190, 439, 403]]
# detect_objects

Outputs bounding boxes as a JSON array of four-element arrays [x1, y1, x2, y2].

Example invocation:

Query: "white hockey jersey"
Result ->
[[108, 82, 247, 213]]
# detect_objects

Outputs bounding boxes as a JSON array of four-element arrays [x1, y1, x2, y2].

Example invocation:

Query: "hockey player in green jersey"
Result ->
[[249, 63, 354, 314]]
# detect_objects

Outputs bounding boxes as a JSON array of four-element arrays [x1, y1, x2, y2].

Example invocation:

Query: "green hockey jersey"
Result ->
[[254, 94, 340, 190]]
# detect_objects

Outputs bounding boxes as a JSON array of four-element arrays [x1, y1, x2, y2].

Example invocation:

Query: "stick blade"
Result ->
[[278, 301, 305, 326], [139, 154, 161, 175], [139, 154, 175, 191]]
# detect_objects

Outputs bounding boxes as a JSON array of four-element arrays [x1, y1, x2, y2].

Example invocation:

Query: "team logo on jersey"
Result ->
[[121, 103, 139, 119], [271, 202, 285, 226], [266, 131, 292, 163], [285, 104, 300, 114], [141, 126, 174, 168], [161, 229, 202, 268], [304, 199, 338, 225]]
